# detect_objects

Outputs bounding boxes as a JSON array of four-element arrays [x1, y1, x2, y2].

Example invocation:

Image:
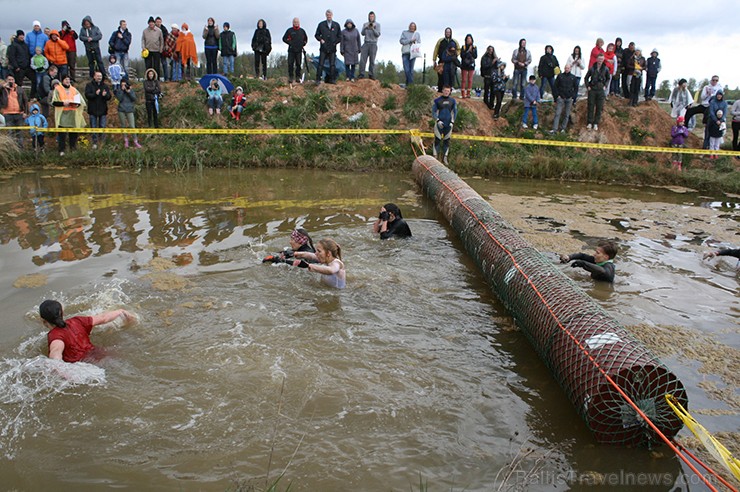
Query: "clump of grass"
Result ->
[[630, 126, 655, 145], [403, 85, 434, 121], [382, 94, 397, 111], [385, 114, 399, 128], [454, 106, 479, 131], [304, 90, 333, 114], [0, 134, 20, 168], [344, 94, 365, 105]]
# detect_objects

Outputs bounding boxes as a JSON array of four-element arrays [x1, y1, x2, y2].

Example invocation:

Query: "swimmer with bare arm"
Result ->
[[41, 300, 136, 362], [287, 238, 346, 289]]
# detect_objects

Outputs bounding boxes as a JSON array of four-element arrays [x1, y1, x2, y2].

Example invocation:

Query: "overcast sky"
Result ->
[[2, 0, 738, 88]]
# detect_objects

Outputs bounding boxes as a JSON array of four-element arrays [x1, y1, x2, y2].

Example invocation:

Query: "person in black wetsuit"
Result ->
[[703, 248, 740, 260], [372, 203, 412, 239], [560, 240, 618, 283], [263, 227, 316, 263]]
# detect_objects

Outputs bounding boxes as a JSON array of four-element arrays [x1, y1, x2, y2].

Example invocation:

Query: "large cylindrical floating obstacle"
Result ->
[[412, 155, 687, 446]]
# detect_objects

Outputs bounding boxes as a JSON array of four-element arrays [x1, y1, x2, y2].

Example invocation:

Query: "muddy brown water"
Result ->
[[0, 168, 737, 491]]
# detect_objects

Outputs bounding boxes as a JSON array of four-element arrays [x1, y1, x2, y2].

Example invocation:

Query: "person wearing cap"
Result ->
[[166, 25, 181, 81], [644, 48, 661, 101], [262, 228, 317, 263], [314, 10, 341, 85], [27, 21, 49, 95], [59, 21, 78, 81], [219, 22, 237, 76], [7, 31, 32, 90], [670, 115, 690, 171], [80, 16, 104, 79], [282, 18, 308, 84], [176, 23, 198, 80], [44, 31, 69, 79], [108, 20, 132, 75], [142, 16, 164, 73]]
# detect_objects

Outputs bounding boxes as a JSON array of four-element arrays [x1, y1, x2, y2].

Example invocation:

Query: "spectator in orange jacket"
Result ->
[[176, 23, 198, 80], [44, 30, 69, 75]]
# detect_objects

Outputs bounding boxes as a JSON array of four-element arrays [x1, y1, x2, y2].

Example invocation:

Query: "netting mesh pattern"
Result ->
[[413, 156, 687, 446]]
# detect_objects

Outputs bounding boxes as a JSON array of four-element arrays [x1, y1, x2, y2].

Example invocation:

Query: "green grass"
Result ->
[[455, 106, 479, 131], [382, 94, 398, 111], [403, 85, 434, 122]]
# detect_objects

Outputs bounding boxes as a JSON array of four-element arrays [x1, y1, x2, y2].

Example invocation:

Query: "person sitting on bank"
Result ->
[[703, 248, 740, 260], [288, 238, 346, 289], [41, 299, 136, 363], [560, 240, 618, 283], [372, 203, 412, 239]]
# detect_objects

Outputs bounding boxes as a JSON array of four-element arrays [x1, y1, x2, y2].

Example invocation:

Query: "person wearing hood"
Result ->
[[707, 107, 726, 159], [0, 37, 8, 79], [80, 16, 104, 78], [282, 18, 308, 84], [708, 90, 728, 147], [399, 22, 420, 86], [314, 10, 341, 85], [537, 44, 559, 99], [251, 19, 272, 80], [340, 19, 361, 81], [7, 31, 32, 89], [358, 11, 380, 80], [108, 20, 132, 75], [440, 39, 459, 90], [202, 18, 220, 74], [44, 31, 69, 77], [510, 38, 531, 100], [59, 21, 78, 81], [143, 68, 161, 128], [84, 70, 111, 149], [433, 28, 458, 93], [51, 73, 86, 155], [176, 23, 198, 80], [166, 25, 181, 81], [1, 74, 29, 146], [107, 54, 124, 90], [25, 102, 47, 150], [460, 34, 477, 99], [644, 48, 661, 101], [219, 22, 237, 76], [142, 16, 164, 73]]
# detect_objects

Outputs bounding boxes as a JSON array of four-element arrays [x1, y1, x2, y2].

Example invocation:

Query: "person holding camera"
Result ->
[[7, 31, 32, 90], [59, 21, 78, 81], [1, 74, 29, 147], [143, 68, 162, 128], [373, 203, 412, 239], [80, 16, 104, 79], [358, 11, 380, 80], [115, 80, 141, 148]]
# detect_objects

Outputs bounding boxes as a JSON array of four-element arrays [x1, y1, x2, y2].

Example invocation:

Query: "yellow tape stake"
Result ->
[[665, 394, 740, 482]]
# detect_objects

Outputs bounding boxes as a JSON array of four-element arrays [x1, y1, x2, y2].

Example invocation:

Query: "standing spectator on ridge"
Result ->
[[537, 44, 559, 99], [490, 61, 508, 118], [38, 64, 57, 118], [731, 97, 740, 155], [107, 54, 124, 90], [0, 75, 29, 147], [219, 22, 237, 77], [142, 17, 164, 74], [603, 43, 617, 97], [629, 48, 645, 107], [566, 46, 584, 103], [51, 74, 86, 156], [44, 31, 69, 79], [433, 28, 458, 92], [84, 71, 111, 149], [165, 25, 180, 81], [611, 37, 623, 96], [399, 22, 420, 86], [143, 68, 161, 128], [684, 75, 722, 149], [7, 31, 32, 90], [510, 38, 531, 100], [644, 48, 661, 101], [480, 45, 497, 109], [440, 40, 459, 90], [314, 10, 341, 85], [283, 18, 308, 84], [358, 11, 380, 80], [31, 47, 49, 98], [621, 41, 635, 99], [551, 64, 578, 134], [432, 85, 457, 165], [0, 37, 8, 80], [708, 91, 728, 152], [584, 53, 609, 131], [588, 38, 605, 71], [669, 79, 693, 119], [340, 19, 361, 82], [80, 16, 104, 78], [251, 20, 272, 80], [460, 34, 477, 99], [203, 18, 220, 75], [522, 75, 540, 129], [27, 21, 49, 97], [59, 21, 78, 82], [177, 24, 198, 80], [155, 17, 169, 80], [108, 20, 131, 76]]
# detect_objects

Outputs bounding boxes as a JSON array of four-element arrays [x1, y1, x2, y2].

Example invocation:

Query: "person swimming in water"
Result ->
[[372, 203, 412, 239], [41, 299, 136, 363], [262, 227, 316, 263], [287, 238, 346, 289]]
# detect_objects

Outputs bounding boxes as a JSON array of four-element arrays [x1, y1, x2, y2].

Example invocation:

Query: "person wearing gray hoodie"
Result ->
[[358, 11, 380, 79], [80, 16, 104, 78]]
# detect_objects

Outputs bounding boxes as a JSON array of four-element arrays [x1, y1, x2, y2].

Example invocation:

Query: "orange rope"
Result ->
[[409, 147, 726, 492]]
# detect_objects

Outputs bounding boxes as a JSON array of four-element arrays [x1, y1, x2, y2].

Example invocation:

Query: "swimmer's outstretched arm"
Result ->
[[49, 340, 65, 360], [704, 248, 740, 260], [91, 309, 136, 327]]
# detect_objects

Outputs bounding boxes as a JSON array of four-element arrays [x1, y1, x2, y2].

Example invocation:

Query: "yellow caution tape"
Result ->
[[2, 126, 738, 156], [666, 394, 740, 481]]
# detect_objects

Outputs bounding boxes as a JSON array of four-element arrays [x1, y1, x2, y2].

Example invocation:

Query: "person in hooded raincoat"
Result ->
[[51, 73, 86, 155]]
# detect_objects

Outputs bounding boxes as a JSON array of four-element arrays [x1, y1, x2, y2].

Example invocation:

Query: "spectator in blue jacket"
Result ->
[[108, 20, 132, 74], [25, 102, 48, 150], [522, 75, 540, 129], [27, 22, 49, 98]]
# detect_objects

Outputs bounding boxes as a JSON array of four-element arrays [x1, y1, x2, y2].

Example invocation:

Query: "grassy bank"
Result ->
[[1, 81, 738, 195]]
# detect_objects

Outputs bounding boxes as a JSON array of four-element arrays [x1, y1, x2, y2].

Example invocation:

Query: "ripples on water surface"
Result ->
[[0, 169, 736, 491]]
